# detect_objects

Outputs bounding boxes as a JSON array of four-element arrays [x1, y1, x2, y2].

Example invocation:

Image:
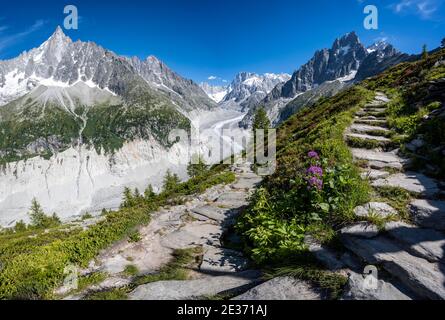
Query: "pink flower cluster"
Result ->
[[306, 151, 323, 191]]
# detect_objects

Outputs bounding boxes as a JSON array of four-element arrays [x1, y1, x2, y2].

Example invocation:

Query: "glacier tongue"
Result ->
[[0, 137, 190, 227]]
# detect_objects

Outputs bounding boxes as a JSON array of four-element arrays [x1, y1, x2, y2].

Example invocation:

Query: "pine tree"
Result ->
[[29, 198, 47, 228], [187, 154, 208, 178], [253, 107, 271, 131], [121, 187, 134, 208], [252, 107, 271, 164], [162, 170, 181, 192], [144, 184, 156, 200], [422, 44, 428, 60]]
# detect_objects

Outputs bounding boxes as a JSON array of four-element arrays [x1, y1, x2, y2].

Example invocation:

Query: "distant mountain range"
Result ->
[[200, 32, 409, 127]]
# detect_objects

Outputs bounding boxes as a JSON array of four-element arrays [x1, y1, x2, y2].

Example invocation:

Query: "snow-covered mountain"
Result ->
[[199, 82, 229, 103], [240, 32, 409, 127], [0, 26, 215, 111], [0, 27, 231, 226]]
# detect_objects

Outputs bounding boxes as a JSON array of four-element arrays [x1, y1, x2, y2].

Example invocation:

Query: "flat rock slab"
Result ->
[[354, 119, 388, 126], [346, 133, 391, 142], [361, 169, 390, 181], [410, 199, 445, 231], [191, 205, 227, 222], [129, 270, 262, 300], [341, 272, 411, 300], [232, 177, 262, 190], [350, 124, 389, 134], [161, 222, 224, 249], [214, 192, 249, 208], [372, 172, 440, 198], [385, 221, 445, 263], [341, 222, 380, 238], [305, 236, 345, 271], [354, 202, 397, 218], [200, 246, 249, 274], [341, 235, 445, 300], [232, 277, 326, 300], [351, 148, 405, 166]]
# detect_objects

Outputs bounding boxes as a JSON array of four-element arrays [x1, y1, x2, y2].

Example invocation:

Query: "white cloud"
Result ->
[[391, 0, 444, 20], [0, 20, 46, 53], [208, 75, 218, 80]]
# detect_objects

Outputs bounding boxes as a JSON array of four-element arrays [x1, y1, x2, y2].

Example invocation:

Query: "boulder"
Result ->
[[232, 277, 326, 300]]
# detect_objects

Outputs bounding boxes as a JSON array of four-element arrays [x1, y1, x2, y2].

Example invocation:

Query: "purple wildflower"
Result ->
[[308, 176, 323, 190], [307, 165, 323, 177], [308, 150, 319, 159]]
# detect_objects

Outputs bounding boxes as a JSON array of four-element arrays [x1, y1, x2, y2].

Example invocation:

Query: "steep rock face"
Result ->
[[0, 138, 190, 226], [356, 42, 409, 81], [217, 72, 290, 112], [128, 56, 216, 111], [240, 33, 409, 127], [279, 32, 366, 99]]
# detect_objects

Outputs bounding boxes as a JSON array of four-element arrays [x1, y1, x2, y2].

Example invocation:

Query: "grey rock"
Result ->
[[346, 133, 391, 143], [305, 236, 345, 271], [341, 272, 411, 300], [129, 270, 262, 300], [232, 277, 326, 301], [385, 221, 445, 262], [354, 202, 397, 218], [341, 222, 380, 238], [350, 124, 389, 135], [410, 199, 445, 231], [341, 235, 445, 300], [191, 205, 227, 222], [200, 246, 249, 274], [372, 172, 440, 198], [360, 169, 390, 180]]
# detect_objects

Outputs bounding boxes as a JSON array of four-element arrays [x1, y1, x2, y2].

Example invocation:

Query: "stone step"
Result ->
[[200, 246, 249, 274], [346, 133, 392, 143], [354, 119, 388, 126], [341, 234, 445, 300], [232, 277, 326, 300], [385, 221, 445, 263], [349, 124, 390, 135], [363, 107, 388, 113], [375, 94, 390, 103], [232, 177, 262, 190], [356, 111, 386, 117], [359, 115, 387, 121], [372, 172, 441, 198], [213, 191, 249, 208], [191, 205, 229, 223], [351, 148, 406, 169], [128, 270, 262, 300], [409, 199, 445, 231], [360, 169, 390, 181]]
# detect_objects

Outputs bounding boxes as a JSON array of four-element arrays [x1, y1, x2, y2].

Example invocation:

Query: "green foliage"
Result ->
[[28, 199, 61, 229], [132, 247, 202, 286], [86, 288, 128, 300], [346, 136, 383, 149], [422, 44, 428, 60], [187, 154, 209, 178], [162, 170, 181, 193], [128, 230, 142, 243], [237, 86, 372, 264], [0, 161, 233, 299], [253, 107, 271, 131], [123, 264, 139, 277]]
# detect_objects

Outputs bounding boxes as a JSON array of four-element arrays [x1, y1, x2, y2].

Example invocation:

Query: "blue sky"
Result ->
[[0, 0, 444, 85]]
